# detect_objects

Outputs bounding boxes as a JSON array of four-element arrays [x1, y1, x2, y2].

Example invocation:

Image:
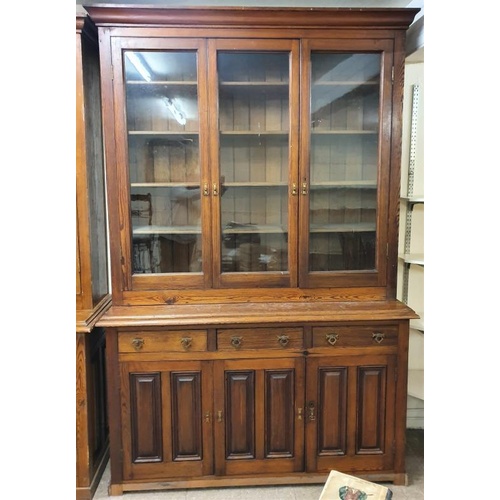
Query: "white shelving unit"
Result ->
[[400, 83, 424, 404]]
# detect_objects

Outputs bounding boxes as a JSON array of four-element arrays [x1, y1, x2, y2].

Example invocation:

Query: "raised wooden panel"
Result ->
[[129, 372, 162, 463], [356, 365, 386, 454], [265, 369, 294, 458], [317, 367, 347, 456], [225, 371, 255, 460], [171, 371, 203, 460]]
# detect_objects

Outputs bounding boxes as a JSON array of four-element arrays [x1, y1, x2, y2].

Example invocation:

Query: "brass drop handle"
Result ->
[[291, 183, 298, 196], [277, 335, 290, 347], [372, 332, 385, 344], [230, 336, 243, 349], [326, 333, 339, 346], [180, 337, 192, 350], [131, 338, 144, 351], [217, 410, 223, 423], [308, 401, 316, 421], [213, 183, 219, 196], [297, 407, 303, 420], [203, 183, 209, 196]]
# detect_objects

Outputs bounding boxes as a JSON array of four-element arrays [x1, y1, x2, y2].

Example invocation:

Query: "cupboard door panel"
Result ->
[[356, 366, 387, 454], [215, 358, 304, 476], [129, 373, 163, 463], [317, 367, 347, 457], [225, 371, 255, 459], [122, 361, 213, 481], [306, 355, 396, 473], [171, 371, 203, 460], [265, 370, 295, 458]]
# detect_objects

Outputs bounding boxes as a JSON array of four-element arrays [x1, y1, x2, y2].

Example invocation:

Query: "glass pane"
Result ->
[[217, 51, 290, 274], [309, 52, 380, 271], [124, 50, 201, 274]]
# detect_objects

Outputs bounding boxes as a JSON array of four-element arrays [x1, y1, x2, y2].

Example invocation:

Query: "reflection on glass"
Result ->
[[309, 52, 380, 271], [124, 50, 201, 274], [218, 51, 290, 273]]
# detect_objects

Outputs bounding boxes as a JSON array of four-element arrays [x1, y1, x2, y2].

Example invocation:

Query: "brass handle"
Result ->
[[131, 338, 144, 351], [213, 183, 219, 196], [180, 337, 192, 350], [326, 333, 339, 346], [217, 410, 223, 423], [308, 401, 316, 421], [372, 332, 385, 344], [277, 335, 290, 347], [291, 183, 298, 196], [230, 336, 243, 349], [204, 411, 211, 423], [297, 407, 303, 420], [203, 183, 209, 196], [301, 182, 308, 195]]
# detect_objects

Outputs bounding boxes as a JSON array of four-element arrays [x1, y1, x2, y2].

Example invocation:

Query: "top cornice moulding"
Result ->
[[83, 5, 420, 29]]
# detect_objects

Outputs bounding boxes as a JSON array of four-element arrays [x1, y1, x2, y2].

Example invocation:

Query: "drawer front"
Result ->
[[118, 330, 208, 353], [312, 325, 398, 348], [217, 327, 303, 351]]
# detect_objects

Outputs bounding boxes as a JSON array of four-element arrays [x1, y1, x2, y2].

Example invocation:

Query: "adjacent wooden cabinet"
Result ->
[[76, 11, 111, 500], [85, 5, 419, 495]]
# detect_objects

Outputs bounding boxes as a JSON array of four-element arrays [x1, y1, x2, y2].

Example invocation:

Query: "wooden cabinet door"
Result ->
[[120, 360, 213, 480], [305, 354, 397, 473], [299, 39, 395, 289], [214, 358, 305, 476], [105, 37, 212, 296], [208, 39, 300, 289]]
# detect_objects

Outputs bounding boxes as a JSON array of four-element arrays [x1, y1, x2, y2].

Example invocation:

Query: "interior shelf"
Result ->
[[399, 253, 424, 266], [133, 225, 202, 235], [401, 195, 424, 204]]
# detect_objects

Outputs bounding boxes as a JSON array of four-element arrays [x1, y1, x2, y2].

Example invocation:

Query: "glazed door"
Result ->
[[120, 360, 213, 480], [299, 39, 394, 288], [109, 38, 212, 291], [305, 354, 397, 473], [214, 358, 305, 475], [208, 39, 300, 288]]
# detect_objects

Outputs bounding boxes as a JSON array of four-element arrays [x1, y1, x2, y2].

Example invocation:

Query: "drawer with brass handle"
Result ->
[[217, 327, 303, 351], [118, 330, 208, 353], [312, 326, 398, 348]]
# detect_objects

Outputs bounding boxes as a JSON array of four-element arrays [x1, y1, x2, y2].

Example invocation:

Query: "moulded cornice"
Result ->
[[84, 5, 420, 30]]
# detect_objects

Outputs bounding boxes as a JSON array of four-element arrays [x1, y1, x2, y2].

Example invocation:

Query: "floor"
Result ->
[[94, 429, 424, 500]]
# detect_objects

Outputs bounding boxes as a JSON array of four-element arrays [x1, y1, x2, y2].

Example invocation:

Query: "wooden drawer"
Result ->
[[312, 325, 398, 348], [217, 327, 303, 351], [118, 330, 207, 353]]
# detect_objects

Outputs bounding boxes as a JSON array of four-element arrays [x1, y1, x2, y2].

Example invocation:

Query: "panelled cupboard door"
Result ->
[[213, 358, 305, 476], [120, 360, 213, 480], [299, 39, 395, 288], [108, 38, 212, 291], [305, 354, 397, 473], [208, 39, 300, 289]]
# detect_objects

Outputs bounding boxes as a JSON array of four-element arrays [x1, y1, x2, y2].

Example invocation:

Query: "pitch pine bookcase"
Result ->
[[85, 5, 419, 495], [76, 11, 111, 500]]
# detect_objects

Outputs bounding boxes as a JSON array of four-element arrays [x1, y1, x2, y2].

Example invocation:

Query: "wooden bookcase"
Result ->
[[85, 5, 419, 495], [76, 10, 111, 500]]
